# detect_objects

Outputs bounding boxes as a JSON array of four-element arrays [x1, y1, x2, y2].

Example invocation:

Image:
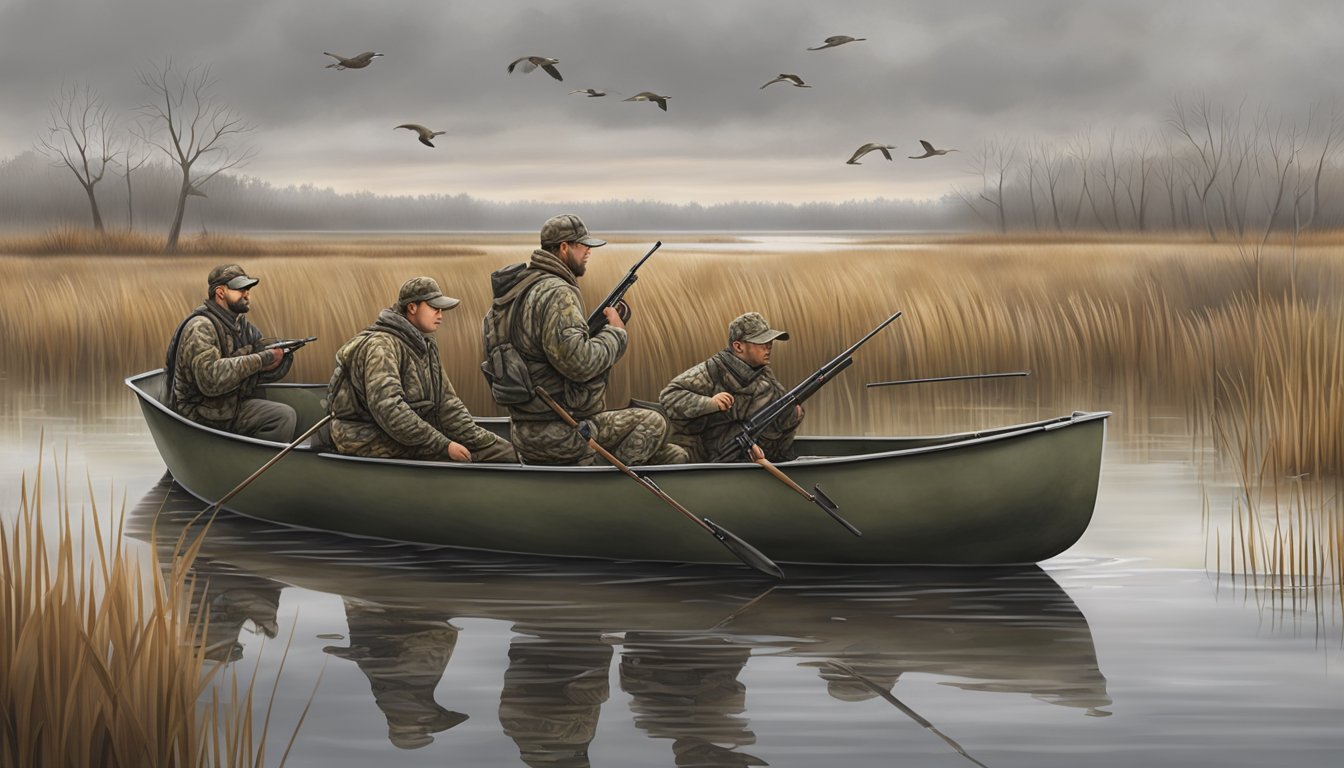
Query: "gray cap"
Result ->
[[208, 263, 260, 291], [397, 276, 460, 310], [728, 312, 790, 345], [540, 213, 607, 248]]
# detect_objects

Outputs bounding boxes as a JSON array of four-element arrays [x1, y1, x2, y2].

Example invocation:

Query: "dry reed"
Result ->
[[1, 230, 1341, 587], [0, 444, 309, 767]]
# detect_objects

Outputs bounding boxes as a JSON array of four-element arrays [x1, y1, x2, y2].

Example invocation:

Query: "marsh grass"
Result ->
[[2, 230, 1341, 587], [0, 443, 312, 767]]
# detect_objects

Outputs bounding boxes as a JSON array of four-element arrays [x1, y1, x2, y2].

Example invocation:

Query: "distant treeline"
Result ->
[[0, 151, 966, 233], [9, 94, 1344, 236]]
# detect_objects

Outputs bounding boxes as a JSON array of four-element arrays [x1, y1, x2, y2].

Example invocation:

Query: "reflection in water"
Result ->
[[620, 634, 764, 767], [130, 479, 1112, 759], [499, 628, 612, 768], [323, 599, 468, 749]]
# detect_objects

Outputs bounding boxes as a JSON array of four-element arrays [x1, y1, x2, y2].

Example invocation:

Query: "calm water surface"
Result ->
[[2, 394, 1341, 768]]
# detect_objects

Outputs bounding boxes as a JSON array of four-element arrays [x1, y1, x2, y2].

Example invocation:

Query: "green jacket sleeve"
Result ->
[[436, 374, 498, 450], [659, 362, 721, 420]]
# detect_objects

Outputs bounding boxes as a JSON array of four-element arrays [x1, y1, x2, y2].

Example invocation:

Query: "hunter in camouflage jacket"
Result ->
[[329, 307, 509, 460], [168, 301, 293, 429], [659, 348, 803, 463], [504, 248, 628, 423]]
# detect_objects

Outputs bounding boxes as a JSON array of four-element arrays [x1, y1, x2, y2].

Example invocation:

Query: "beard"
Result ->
[[566, 252, 587, 277], [227, 296, 251, 313]]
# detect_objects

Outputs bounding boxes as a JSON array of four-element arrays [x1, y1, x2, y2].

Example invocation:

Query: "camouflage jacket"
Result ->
[[504, 249, 628, 421], [328, 308, 498, 459], [659, 349, 804, 462], [167, 302, 292, 429]]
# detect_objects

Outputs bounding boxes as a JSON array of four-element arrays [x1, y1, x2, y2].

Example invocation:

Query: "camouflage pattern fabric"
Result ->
[[329, 308, 516, 462], [505, 249, 627, 421], [511, 406, 688, 466], [659, 349, 803, 462], [168, 301, 294, 435]]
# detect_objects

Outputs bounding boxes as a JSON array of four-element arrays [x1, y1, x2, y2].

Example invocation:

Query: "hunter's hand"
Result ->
[[748, 444, 766, 462], [602, 306, 627, 331], [710, 392, 735, 411], [260, 348, 284, 371], [446, 441, 472, 463]]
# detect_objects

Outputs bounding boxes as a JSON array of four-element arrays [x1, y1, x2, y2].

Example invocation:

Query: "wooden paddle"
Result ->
[[206, 414, 334, 515], [533, 387, 784, 580], [740, 441, 862, 536]]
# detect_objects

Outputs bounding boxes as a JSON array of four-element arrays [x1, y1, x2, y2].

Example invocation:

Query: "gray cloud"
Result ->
[[2, 0, 1340, 203]]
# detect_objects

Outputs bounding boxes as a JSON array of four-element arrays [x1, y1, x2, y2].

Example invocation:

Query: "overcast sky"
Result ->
[[2, 0, 1340, 204]]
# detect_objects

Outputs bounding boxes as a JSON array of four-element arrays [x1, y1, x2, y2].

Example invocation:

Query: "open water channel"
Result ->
[[1, 388, 1340, 768]]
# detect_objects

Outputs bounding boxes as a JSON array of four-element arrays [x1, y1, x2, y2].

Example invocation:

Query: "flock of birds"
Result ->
[[322, 36, 955, 164]]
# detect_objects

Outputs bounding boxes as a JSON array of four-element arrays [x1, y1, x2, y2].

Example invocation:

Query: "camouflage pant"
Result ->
[[233, 398, 298, 443], [511, 407, 689, 466]]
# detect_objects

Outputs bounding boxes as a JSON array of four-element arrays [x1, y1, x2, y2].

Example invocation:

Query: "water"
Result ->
[[2, 394, 1342, 767]]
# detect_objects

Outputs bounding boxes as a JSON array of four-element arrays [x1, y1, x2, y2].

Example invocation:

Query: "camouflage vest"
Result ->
[[164, 302, 261, 418]]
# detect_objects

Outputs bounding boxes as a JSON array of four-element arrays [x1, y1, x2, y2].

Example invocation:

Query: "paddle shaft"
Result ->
[[532, 387, 784, 579], [866, 371, 1030, 388], [752, 455, 862, 536], [208, 414, 333, 513]]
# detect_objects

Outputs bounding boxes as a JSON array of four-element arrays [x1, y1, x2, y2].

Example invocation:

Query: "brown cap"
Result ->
[[397, 276, 460, 310], [728, 312, 789, 345], [208, 264, 259, 291], [540, 214, 606, 248]]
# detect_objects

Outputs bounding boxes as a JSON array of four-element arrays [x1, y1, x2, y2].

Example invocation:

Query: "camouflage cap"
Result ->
[[540, 213, 606, 248], [397, 276, 461, 310], [207, 263, 260, 291], [728, 312, 789, 345]]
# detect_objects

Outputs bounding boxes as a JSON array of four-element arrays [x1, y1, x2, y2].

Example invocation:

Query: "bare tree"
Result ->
[[118, 127, 152, 231], [35, 82, 118, 232], [964, 139, 1016, 232], [1121, 131, 1155, 231], [1300, 102, 1344, 230], [1168, 95, 1235, 240], [1067, 131, 1106, 229], [1036, 141, 1066, 231], [137, 59, 255, 252]]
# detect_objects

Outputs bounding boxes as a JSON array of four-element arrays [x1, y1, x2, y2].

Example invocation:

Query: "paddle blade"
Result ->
[[813, 485, 862, 537], [703, 517, 785, 579]]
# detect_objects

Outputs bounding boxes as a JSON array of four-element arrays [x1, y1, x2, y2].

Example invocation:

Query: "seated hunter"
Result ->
[[165, 263, 298, 442], [659, 312, 805, 463], [328, 277, 517, 463]]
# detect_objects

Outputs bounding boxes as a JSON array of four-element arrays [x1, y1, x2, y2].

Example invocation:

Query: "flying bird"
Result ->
[[808, 35, 866, 50], [623, 92, 670, 111], [760, 74, 811, 89], [396, 124, 446, 148], [323, 51, 384, 70], [507, 56, 563, 81], [568, 88, 608, 97], [908, 139, 958, 159], [846, 143, 896, 164]]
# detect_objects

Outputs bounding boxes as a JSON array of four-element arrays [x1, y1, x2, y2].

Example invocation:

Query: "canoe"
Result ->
[[128, 478, 1113, 718], [126, 368, 1109, 567]]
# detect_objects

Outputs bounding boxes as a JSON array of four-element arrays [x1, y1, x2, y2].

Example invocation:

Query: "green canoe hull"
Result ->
[[127, 369, 1108, 566]]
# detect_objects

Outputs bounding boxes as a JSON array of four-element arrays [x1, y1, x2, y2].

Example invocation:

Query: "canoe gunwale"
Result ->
[[126, 368, 1111, 472]]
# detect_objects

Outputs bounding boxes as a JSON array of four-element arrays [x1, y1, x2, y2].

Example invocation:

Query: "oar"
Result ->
[[533, 387, 784, 580], [744, 443, 861, 536], [824, 660, 989, 768], [206, 414, 334, 515], [866, 371, 1030, 388]]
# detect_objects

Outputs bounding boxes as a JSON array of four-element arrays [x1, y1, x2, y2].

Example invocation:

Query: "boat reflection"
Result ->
[[130, 480, 1112, 760]]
